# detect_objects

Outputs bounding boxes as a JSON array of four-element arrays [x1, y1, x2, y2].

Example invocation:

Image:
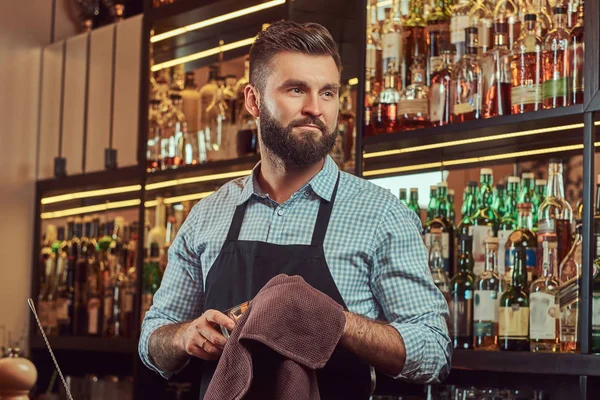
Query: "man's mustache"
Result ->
[[288, 117, 327, 132]]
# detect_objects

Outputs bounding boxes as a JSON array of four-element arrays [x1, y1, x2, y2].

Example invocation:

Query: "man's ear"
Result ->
[[244, 85, 260, 118]]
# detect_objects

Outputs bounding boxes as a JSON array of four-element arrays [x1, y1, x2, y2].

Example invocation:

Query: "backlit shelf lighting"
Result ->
[[145, 191, 215, 208], [40, 199, 141, 220], [41, 185, 142, 205], [363, 123, 584, 159], [363, 144, 588, 178], [151, 37, 256, 72], [146, 169, 252, 190], [151, 0, 286, 43]]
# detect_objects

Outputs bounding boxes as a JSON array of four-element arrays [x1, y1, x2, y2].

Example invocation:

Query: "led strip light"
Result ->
[[151, 0, 285, 43]]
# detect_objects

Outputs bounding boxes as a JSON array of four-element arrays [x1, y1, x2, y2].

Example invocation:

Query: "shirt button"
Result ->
[[277, 209, 284, 216]]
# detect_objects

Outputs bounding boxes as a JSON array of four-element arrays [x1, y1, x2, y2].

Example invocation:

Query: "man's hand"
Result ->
[[339, 311, 406, 377], [177, 310, 236, 361], [148, 310, 236, 373]]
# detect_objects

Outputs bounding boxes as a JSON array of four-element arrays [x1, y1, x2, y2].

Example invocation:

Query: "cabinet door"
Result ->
[[86, 24, 114, 173], [62, 32, 89, 175], [38, 41, 64, 180], [112, 15, 143, 168]]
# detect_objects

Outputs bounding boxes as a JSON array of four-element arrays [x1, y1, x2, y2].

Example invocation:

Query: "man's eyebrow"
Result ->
[[279, 79, 341, 93], [322, 83, 341, 92]]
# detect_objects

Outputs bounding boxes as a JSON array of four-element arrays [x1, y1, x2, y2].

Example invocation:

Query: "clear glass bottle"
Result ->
[[529, 0, 552, 38], [430, 46, 455, 127], [559, 274, 580, 352], [482, 22, 512, 118], [450, 235, 476, 349], [469, 0, 494, 54], [569, 0, 584, 105], [451, 27, 483, 123], [450, 0, 472, 62], [382, 0, 404, 78], [398, 55, 431, 130], [499, 247, 530, 351], [203, 85, 228, 160], [364, 77, 379, 137], [542, 7, 570, 109], [366, 0, 383, 85], [147, 99, 163, 172], [429, 227, 451, 302], [538, 159, 573, 270], [529, 237, 560, 352], [376, 63, 401, 133], [493, 0, 522, 51], [474, 237, 503, 350], [511, 14, 543, 114], [505, 203, 538, 285], [403, 0, 427, 88], [180, 72, 201, 136], [559, 222, 582, 283], [428, 0, 451, 82]]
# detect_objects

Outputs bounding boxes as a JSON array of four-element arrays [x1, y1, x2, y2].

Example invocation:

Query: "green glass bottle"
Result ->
[[408, 188, 421, 217], [471, 169, 499, 276], [498, 177, 520, 277], [492, 184, 507, 220], [447, 189, 456, 226], [517, 172, 535, 204], [425, 182, 455, 274], [399, 188, 409, 206], [458, 181, 478, 236], [499, 247, 530, 351], [505, 203, 538, 285], [425, 185, 438, 226], [450, 235, 475, 349]]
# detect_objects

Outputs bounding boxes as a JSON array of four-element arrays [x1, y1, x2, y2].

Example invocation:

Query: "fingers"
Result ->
[[187, 341, 220, 361], [204, 310, 236, 332]]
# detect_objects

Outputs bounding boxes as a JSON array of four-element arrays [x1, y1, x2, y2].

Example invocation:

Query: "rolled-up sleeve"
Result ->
[[370, 201, 452, 384], [138, 205, 205, 379]]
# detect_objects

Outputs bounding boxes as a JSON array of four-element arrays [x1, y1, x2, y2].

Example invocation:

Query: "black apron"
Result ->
[[198, 173, 374, 399]]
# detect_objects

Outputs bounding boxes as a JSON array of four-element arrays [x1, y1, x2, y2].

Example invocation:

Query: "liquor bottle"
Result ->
[[203, 84, 228, 158], [376, 63, 401, 133], [429, 228, 451, 302], [48, 227, 69, 336], [425, 182, 455, 274], [492, 184, 507, 220], [141, 243, 162, 326], [364, 77, 379, 137], [538, 159, 573, 268], [398, 55, 431, 130], [469, 0, 494, 54], [450, 235, 476, 349], [403, 0, 427, 88], [366, 0, 383, 84], [170, 94, 187, 168], [425, 185, 439, 227], [470, 169, 499, 276], [427, 0, 451, 81], [559, 222, 582, 282], [382, 0, 404, 78], [450, 0, 472, 62], [430, 46, 454, 127], [57, 220, 78, 336], [499, 247, 530, 351], [408, 188, 421, 217], [97, 222, 114, 337], [451, 27, 483, 123], [447, 189, 456, 225], [474, 237, 503, 350], [493, 0, 522, 51], [147, 99, 163, 172], [199, 64, 219, 125], [86, 218, 102, 336], [38, 225, 58, 335], [543, 7, 570, 109], [533, 179, 547, 217], [569, 0, 584, 105], [529, 238, 560, 352], [458, 181, 479, 236], [338, 84, 356, 168], [498, 177, 520, 276], [559, 274, 580, 352], [591, 235, 600, 353], [482, 22, 512, 118], [511, 14, 543, 114], [399, 188, 409, 205], [180, 72, 201, 136], [505, 203, 538, 285]]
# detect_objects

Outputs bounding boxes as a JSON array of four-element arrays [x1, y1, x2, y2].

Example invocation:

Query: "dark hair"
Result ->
[[249, 20, 342, 92]]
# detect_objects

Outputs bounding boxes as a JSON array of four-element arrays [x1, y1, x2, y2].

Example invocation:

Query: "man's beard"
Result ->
[[258, 102, 338, 169]]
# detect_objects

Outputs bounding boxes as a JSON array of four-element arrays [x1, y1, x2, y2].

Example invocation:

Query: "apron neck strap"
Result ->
[[225, 172, 341, 244], [310, 172, 341, 246]]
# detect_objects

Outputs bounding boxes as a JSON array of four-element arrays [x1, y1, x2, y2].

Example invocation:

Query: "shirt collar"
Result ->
[[237, 155, 339, 205]]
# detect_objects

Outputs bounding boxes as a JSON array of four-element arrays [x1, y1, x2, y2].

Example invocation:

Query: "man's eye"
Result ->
[[290, 88, 302, 94]]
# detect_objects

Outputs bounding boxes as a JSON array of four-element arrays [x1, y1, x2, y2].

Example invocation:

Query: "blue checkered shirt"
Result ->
[[139, 156, 451, 384]]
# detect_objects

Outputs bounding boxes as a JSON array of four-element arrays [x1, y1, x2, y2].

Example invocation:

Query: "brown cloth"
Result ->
[[204, 274, 347, 400]]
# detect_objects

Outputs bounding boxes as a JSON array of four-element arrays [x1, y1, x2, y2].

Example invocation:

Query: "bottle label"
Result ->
[[429, 83, 445, 123], [511, 84, 542, 106], [474, 290, 499, 322], [429, 56, 443, 74], [530, 292, 558, 340], [497, 230, 511, 276], [451, 15, 470, 44], [469, 225, 492, 276], [88, 298, 100, 334], [382, 32, 402, 71], [398, 98, 428, 117], [543, 77, 569, 100], [499, 305, 529, 337], [505, 247, 537, 283], [474, 321, 495, 337], [449, 296, 473, 337], [454, 102, 474, 115], [366, 46, 377, 72]]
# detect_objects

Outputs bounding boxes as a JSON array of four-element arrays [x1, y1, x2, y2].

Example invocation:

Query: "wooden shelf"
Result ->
[[452, 349, 600, 377], [362, 105, 586, 178], [30, 335, 137, 354]]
